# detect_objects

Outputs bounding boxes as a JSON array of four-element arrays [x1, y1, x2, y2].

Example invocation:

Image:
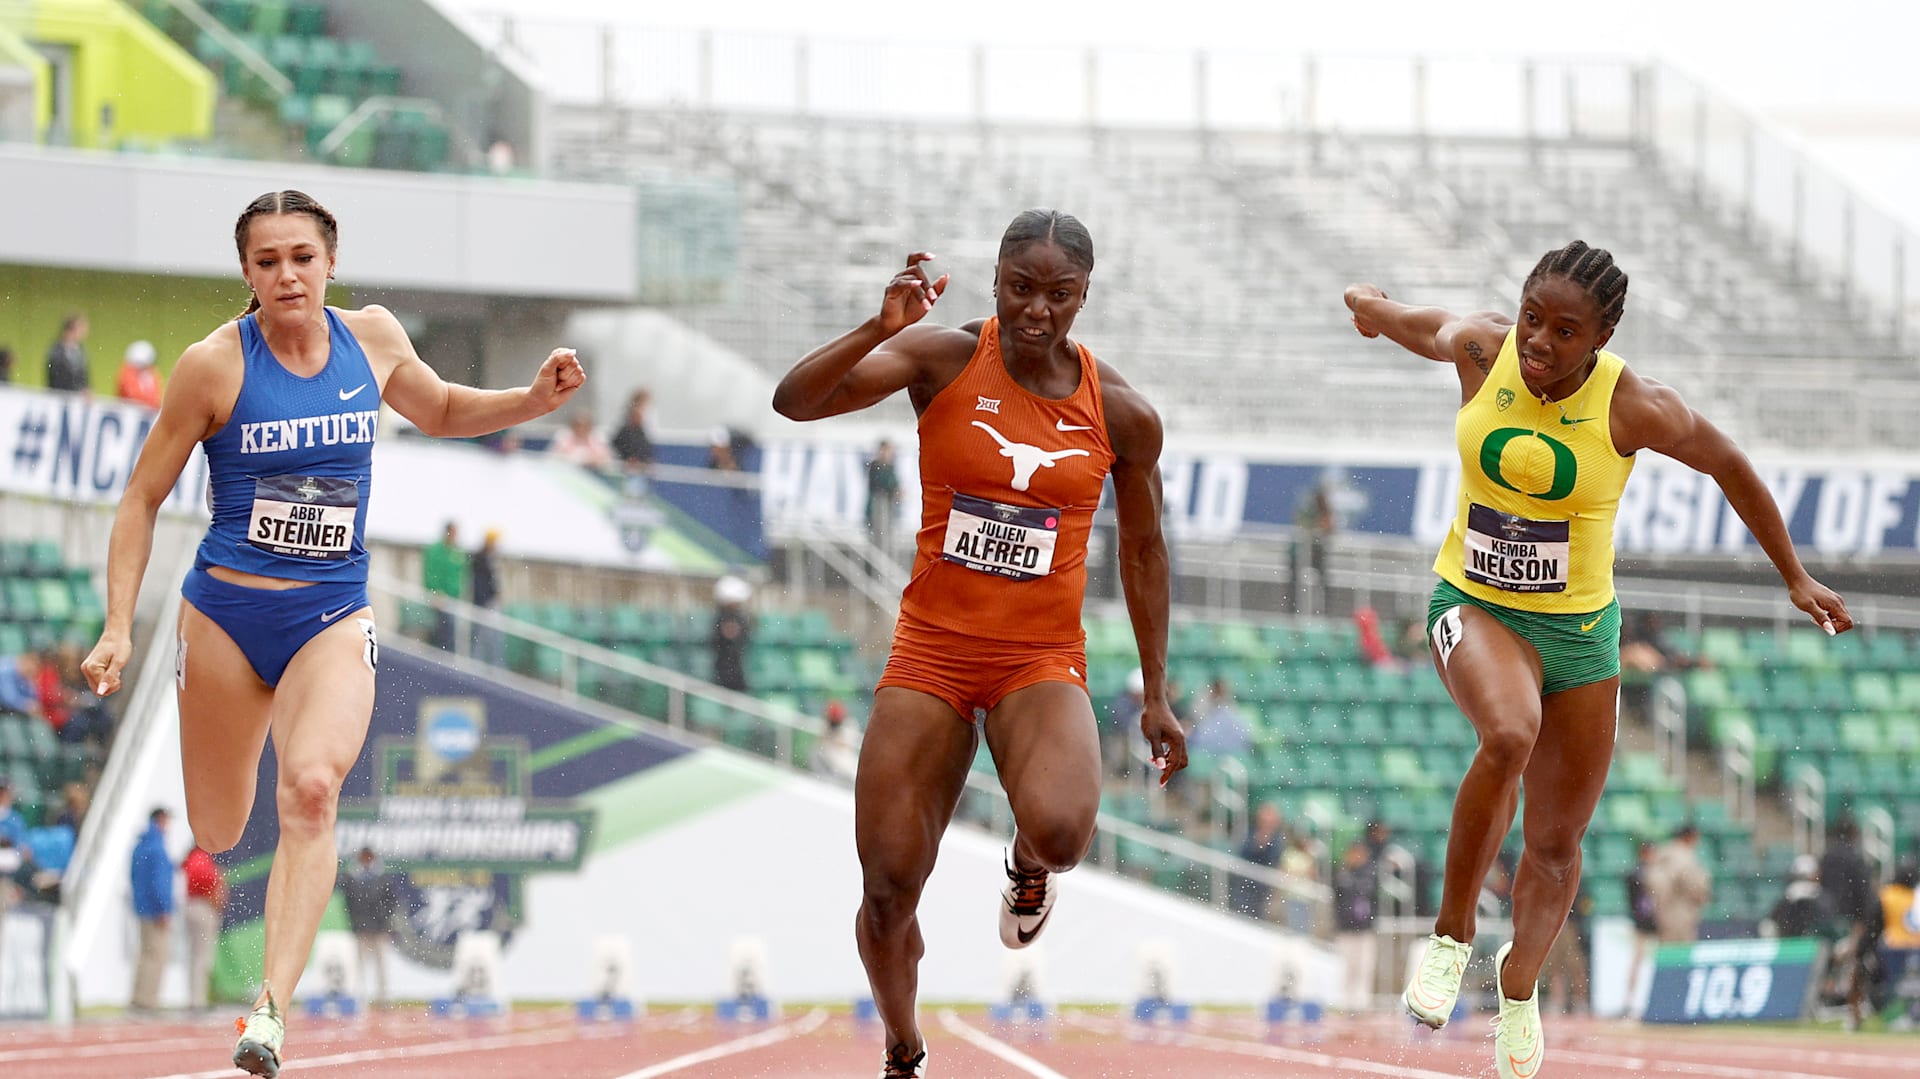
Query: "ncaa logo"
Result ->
[[425, 707, 481, 763]]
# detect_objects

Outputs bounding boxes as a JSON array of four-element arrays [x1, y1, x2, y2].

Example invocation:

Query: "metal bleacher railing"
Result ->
[[370, 573, 1336, 934], [458, 16, 1918, 451]]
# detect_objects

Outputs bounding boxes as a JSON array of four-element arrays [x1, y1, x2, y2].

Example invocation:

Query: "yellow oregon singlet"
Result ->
[[1434, 328, 1637, 614]]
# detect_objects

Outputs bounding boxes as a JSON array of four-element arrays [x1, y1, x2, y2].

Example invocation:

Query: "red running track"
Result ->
[[2, 1007, 1914, 1078]]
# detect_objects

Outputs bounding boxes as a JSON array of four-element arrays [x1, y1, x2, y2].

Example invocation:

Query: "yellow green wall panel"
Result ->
[[28, 0, 215, 148]]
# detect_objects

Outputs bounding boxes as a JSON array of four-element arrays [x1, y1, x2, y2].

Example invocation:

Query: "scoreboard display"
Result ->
[[1641, 938, 1827, 1024]]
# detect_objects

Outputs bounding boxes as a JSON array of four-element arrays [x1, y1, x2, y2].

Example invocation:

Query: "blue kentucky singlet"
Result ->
[[195, 309, 379, 582]]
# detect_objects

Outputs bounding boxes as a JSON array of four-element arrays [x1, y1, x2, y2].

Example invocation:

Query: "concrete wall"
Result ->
[[0, 145, 639, 300]]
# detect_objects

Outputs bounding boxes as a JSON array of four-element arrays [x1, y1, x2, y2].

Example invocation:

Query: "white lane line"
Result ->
[[0, 1037, 210, 1062], [1556, 1048, 1864, 1079], [146, 1021, 584, 1078], [613, 1009, 828, 1079], [1060, 1011, 1467, 1079], [937, 1010, 1070, 1079]]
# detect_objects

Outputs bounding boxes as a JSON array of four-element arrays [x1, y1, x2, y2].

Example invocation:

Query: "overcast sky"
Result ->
[[436, 0, 1920, 229], [437, 0, 1917, 112]]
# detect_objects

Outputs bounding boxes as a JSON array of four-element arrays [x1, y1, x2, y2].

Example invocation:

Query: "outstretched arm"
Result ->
[[1618, 373, 1853, 634], [83, 339, 226, 695], [772, 253, 951, 421], [356, 306, 583, 437], [1103, 366, 1187, 786], [1344, 285, 1461, 362]]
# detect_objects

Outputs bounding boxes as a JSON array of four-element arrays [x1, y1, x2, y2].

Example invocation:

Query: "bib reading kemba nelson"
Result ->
[[1434, 327, 1636, 613], [196, 309, 378, 582], [900, 318, 1116, 644]]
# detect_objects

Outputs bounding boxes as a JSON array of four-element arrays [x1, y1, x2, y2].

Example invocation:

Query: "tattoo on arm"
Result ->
[[1464, 340, 1488, 373]]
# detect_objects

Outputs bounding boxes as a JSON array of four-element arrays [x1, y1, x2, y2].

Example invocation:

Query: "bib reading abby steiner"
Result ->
[[941, 493, 1061, 581]]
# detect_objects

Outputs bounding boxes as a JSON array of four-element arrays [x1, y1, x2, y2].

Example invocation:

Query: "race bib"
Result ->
[[1462, 502, 1569, 593], [941, 492, 1060, 581], [248, 475, 358, 560]]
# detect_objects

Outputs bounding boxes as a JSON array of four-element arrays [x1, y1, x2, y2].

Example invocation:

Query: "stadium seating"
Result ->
[[552, 109, 1910, 451], [0, 539, 108, 828], [136, 0, 449, 171]]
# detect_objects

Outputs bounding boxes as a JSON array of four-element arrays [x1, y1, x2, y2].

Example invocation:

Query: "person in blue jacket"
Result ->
[[129, 807, 175, 1013]]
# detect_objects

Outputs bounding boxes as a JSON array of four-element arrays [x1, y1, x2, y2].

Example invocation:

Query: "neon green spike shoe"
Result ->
[[233, 993, 285, 1078]]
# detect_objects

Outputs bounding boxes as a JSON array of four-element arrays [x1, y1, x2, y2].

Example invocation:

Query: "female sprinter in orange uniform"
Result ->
[[774, 209, 1187, 1078], [1346, 240, 1850, 1079]]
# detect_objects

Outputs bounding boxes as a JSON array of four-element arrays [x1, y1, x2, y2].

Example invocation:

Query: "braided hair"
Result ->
[[233, 190, 339, 316], [1523, 240, 1628, 333], [998, 208, 1095, 275]]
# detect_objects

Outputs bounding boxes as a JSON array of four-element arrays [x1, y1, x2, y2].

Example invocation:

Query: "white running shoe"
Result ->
[[1403, 932, 1472, 1028], [999, 842, 1057, 950], [879, 1043, 928, 1077], [1493, 941, 1544, 1079], [232, 994, 285, 1078]]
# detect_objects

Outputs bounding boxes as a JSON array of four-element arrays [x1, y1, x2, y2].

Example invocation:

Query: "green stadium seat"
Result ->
[[1866, 632, 1910, 671], [1379, 747, 1429, 789], [287, 0, 326, 36], [1683, 669, 1732, 712], [1884, 712, 1920, 753], [1766, 670, 1815, 712], [5, 579, 39, 624], [1783, 629, 1839, 671], [1852, 672, 1896, 712], [1697, 627, 1749, 669], [1894, 672, 1920, 712], [1345, 703, 1387, 746], [1726, 669, 1768, 709], [35, 580, 71, 623], [1838, 715, 1884, 753]]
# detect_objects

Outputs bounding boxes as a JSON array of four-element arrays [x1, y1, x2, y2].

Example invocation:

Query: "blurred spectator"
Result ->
[[1187, 677, 1251, 759], [0, 834, 23, 974], [0, 344, 15, 382], [1353, 606, 1399, 670], [1820, 815, 1880, 1028], [707, 427, 741, 471], [611, 390, 656, 493], [1623, 839, 1659, 1006], [1333, 839, 1380, 1011], [422, 521, 466, 651], [53, 781, 89, 831], [1763, 853, 1835, 939], [51, 644, 111, 746], [1620, 611, 1681, 675], [1230, 801, 1288, 919], [0, 778, 25, 850], [485, 138, 516, 174], [1478, 848, 1517, 921], [116, 340, 163, 409], [469, 527, 503, 666], [1290, 474, 1336, 614], [1104, 668, 1146, 778], [0, 650, 42, 717], [810, 699, 860, 784], [1649, 823, 1712, 943], [710, 575, 753, 692], [865, 439, 902, 552], [46, 313, 89, 392], [129, 808, 174, 1013], [1539, 879, 1594, 1016], [341, 847, 397, 1008], [550, 411, 612, 470], [181, 840, 226, 1014], [33, 646, 70, 736], [1880, 860, 1920, 1027], [1363, 819, 1394, 860]]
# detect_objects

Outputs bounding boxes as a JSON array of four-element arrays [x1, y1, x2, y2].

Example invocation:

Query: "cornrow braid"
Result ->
[[1523, 240, 1628, 332], [233, 190, 339, 317], [999, 208, 1095, 275]]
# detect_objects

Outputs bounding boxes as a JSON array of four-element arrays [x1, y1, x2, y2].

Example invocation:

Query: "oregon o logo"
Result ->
[[1479, 428, 1578, 501]]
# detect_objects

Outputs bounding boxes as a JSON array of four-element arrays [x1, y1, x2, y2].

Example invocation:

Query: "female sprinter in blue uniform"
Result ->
[[82, 190, 584, 1076]]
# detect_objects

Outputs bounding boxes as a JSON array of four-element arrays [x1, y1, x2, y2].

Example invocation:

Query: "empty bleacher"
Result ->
[[136, 0, 450, 171]]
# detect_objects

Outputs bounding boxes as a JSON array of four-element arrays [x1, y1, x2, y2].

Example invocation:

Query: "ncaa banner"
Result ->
[[0, 386, 209, 515], [760, 437, 1920, 559]]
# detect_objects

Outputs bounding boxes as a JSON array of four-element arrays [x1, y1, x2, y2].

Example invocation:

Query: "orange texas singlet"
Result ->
[[898, 318, 1117, 645]]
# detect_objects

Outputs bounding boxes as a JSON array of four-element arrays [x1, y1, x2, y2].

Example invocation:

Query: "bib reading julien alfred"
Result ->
[[1434, 329, 1636, 614]]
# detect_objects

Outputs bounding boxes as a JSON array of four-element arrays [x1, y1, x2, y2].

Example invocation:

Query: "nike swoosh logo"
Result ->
[[1508, 1044, 1542, 1077], [1015, 907, 1052, 945], [1580, 616, 1602, 633], [1055, 419, 1094, 432], [1558, 415, 1595, 425], [338, 384, 367, 401], [320, 603, 358, 623]]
